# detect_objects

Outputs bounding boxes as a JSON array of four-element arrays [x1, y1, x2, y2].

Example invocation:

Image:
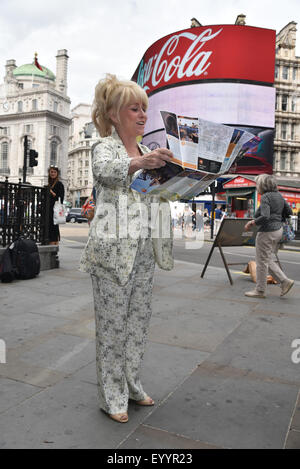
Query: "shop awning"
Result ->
[[226, 189, 254, 197]]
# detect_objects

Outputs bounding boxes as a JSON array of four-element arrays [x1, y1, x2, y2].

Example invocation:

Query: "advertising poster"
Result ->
[[132, 24, 276, 176]]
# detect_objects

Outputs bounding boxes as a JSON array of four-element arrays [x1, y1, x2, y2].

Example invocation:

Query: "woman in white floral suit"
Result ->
[[80, 74, 174, 423]]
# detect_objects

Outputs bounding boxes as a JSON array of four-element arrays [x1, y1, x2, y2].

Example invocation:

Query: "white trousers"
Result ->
[[91, 238, 155, 414], [255, 228, 288, 293]]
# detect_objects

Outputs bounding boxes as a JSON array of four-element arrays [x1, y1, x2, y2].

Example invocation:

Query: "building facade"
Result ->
[[68, 103, 99, 207], [274, 22, 300, 178], [0, 50, 71, 188]]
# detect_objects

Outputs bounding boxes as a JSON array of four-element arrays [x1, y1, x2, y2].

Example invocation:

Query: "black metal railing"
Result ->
[[0, 177, 50, 247]]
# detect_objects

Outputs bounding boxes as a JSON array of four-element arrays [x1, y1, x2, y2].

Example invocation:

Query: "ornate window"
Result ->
[[0, 141, 9, 171], [280, 151, 287, 171], [291, 123, 296, 140], [282, 95, 288, 111], [282, 66, 289, 80], [50, 140, 58, 166], [281, 122, 287, 139], [290, 152, 296, 172]]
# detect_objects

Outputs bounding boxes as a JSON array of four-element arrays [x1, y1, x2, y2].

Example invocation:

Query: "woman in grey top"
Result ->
[[244, 174, 294, 298]]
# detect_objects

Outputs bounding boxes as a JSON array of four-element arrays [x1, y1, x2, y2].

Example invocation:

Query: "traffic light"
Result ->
[[29, 149, 38, 167]]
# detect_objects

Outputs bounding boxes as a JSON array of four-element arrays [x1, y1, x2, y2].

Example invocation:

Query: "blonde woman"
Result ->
[[244, 174, 294, 298], [80, 74, 174, 423]]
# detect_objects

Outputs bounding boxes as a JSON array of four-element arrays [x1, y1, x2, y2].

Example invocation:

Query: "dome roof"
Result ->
[[13, 63, 55, 81]]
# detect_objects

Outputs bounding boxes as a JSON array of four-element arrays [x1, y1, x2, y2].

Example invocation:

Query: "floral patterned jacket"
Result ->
[[79, 129, 174, 285]]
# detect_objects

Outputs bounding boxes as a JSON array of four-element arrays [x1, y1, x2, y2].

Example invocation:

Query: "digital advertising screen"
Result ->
[[132, 25, 276, 175]]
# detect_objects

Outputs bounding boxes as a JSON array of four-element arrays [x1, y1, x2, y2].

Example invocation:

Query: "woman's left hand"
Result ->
[[50, 189, 56, 197], [244, 220, 255, 231]]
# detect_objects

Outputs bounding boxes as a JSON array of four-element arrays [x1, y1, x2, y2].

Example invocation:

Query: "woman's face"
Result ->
[[49, 168, 58, 179], [115, 101, 147, 138]]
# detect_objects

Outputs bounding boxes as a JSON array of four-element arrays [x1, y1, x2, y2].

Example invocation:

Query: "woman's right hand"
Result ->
[[139, 148, 173, 169]]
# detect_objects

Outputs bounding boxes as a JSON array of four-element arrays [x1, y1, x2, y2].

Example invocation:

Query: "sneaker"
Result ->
[[245, 290, 266, 298], [280, 279, 294, 297]]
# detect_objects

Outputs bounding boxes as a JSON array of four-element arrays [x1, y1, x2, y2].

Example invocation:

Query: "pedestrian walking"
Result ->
[[79, 74, 174, 424], [214, 205, 223, 234], [48, 166, 64, 246], [244, 174, 294, 298]]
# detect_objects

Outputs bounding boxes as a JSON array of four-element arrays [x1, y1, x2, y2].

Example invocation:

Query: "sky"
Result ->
[[0, 0, 299, 108]]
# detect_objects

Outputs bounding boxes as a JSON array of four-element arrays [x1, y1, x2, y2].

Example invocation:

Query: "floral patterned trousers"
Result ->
[[91, 238, 155, 414]]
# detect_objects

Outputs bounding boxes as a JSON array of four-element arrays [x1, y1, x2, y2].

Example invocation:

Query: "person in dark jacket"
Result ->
[[244, 174, 294, 298], [48, 166, 65, 245]]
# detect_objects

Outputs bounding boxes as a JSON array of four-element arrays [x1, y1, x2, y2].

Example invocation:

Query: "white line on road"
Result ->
[[222, 250, 300, 265]]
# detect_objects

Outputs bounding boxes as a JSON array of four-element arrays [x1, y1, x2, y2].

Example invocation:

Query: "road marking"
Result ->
[[222, 250, 300, 265]]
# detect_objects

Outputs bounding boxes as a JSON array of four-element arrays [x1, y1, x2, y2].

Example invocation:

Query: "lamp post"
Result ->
[[210, 181, 216, 239], [23, 135, 28, 183]]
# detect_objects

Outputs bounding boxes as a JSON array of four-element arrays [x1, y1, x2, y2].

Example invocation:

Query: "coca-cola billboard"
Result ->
[[132, 25, 276, 95], [132, 24, 276, 176]]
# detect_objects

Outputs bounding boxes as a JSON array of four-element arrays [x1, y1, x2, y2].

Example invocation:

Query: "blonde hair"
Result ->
[[255, 174, 278, 194], [92, 74, 148, 137]]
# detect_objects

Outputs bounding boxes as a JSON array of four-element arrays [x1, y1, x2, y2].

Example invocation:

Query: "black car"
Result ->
[[66, 208, 88, 223]]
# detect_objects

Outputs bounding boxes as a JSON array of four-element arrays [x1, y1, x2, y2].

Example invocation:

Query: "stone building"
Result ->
[[274, 22, 300, 178], [68, 103, 99, 207], [0, 50, 71, 187]]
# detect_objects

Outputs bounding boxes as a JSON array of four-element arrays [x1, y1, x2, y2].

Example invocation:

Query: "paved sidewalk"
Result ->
[[0, 239, 299, 449]]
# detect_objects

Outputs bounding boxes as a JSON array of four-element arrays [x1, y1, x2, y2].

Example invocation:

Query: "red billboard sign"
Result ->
[[132, 25, 276, 95], [224, 176, 257, 188], [133, 24, 276, 176]]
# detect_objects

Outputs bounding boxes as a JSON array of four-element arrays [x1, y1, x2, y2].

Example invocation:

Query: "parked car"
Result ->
[[66, 208, 88, 223]]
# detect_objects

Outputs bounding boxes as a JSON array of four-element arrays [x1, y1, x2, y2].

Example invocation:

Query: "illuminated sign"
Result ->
[[133, 25, 276, 176]]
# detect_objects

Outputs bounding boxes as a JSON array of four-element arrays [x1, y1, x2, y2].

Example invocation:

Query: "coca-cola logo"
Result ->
[[136, 28, 223, 93], [133, 25, 276, 93]]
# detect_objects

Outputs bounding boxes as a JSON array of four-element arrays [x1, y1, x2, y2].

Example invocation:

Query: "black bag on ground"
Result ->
[[0, 246, 16, 283], [12, 238, 40, 280]]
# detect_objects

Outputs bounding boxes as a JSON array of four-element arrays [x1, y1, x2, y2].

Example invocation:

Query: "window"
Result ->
[[282, 66, 289, 80], [275, 65, 279, 79], [50, 141, 58, 166], [292, 96, 297, 112], [51, 125, 59, 136], [53, 102, 58, 113], [282, 95, 288, 111], [17, 101, 23, 112], [291, 123, 295, 140], [0, 142, 8, 170], [24, 124, 33, 134], [293, 68, 297, 81], [275, 94, 278, 110], [0, 127, 9, 136], [85, 160, 89, 167], [32, 83, 39, 88], [32, 99, 37, 111], [280, 151, 287, 171], [281, 122, 287, 139], [290, 153, 296, 172]]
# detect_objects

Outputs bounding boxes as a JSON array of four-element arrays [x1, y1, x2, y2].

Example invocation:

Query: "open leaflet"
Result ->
[[130, 111, 260, 201]]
